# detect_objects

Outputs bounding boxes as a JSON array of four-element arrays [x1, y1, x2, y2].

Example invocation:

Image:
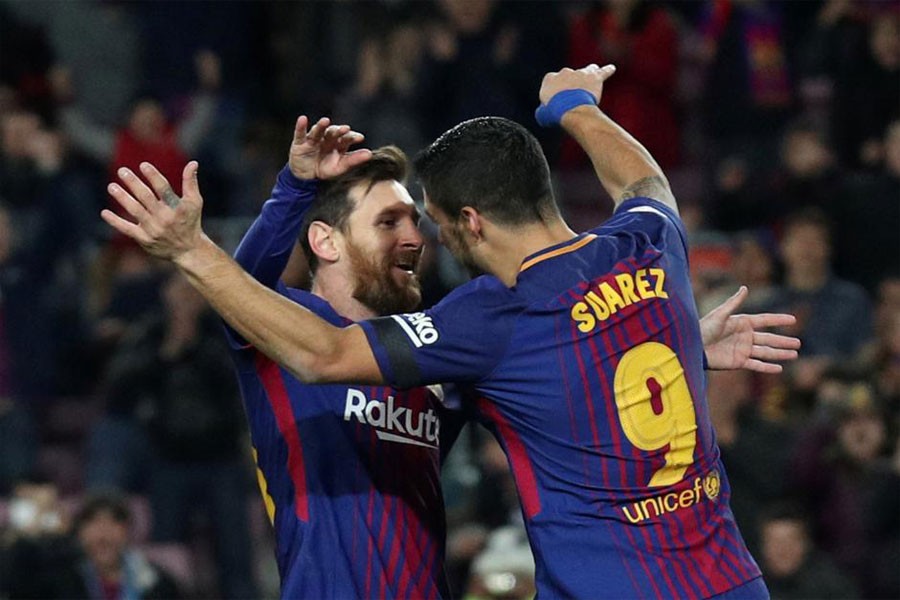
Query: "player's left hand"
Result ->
[[700, 286, 801, 373], [288, 115, 372, 180], [538, 63, 616, 107]]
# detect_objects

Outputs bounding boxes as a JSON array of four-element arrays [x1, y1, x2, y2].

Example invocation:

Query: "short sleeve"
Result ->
[[359, 277, 519, 388], [603, 197, 689, 258]]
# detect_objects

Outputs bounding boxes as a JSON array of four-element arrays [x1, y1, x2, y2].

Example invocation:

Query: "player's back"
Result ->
[[230, 290, 450, 599], [471, 199, 760, 598]]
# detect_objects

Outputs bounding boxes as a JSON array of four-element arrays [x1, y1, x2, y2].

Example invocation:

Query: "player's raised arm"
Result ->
[[101, 160, 384, 385], [535, 64, 677, 213]]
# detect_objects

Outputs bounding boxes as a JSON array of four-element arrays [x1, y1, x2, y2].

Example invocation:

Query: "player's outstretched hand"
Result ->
[[538, 63, 616, 108], [289, 115, 372, 180], [700, 286, 801, 373], [102, 161, 204, 262]]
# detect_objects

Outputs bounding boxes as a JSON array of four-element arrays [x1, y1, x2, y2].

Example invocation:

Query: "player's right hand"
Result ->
[[289, 116, 372, 180], [102, 161, 205, 262], [538, 64, 616, 107]]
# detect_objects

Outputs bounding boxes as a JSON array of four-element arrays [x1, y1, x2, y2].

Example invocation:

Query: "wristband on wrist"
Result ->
[[534, 89, 597, 128]]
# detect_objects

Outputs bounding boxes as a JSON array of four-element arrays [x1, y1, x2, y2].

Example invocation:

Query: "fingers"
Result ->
[[292, 115, 309, 144], [182, 160, 201, 200], [107, 180, 151, 224], [335, 131, 365, 154], [100, 208, 152, 245], [305, 117, 331, 144], [746, 312, 797, 328], [138, 162, 181, 208], [751, 344, 799, 362], [340, 148, 373, 169], [753, 331, 802, 350], [712, 286, 749, 317], [111, 166, 169, 215], [742, 359, 784, 374]]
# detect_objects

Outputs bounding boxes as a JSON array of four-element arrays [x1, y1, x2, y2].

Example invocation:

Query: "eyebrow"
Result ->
[[376, 205, 421, 224]]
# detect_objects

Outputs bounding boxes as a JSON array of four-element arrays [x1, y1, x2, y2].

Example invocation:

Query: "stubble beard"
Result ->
[[347, 241, 422, 316]]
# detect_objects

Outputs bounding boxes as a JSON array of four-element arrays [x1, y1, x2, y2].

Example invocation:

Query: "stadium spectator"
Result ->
[[832, 120, 900, 292], [758, 501, 859, 599], [85, 271, 257, 599], [414, 0, 559, 142], [55, 492, 181, 600], [563, 0, 681, 169], [772, 209, 872, 393], [0, 476, 77, 598], [0, 110, 88, 399], [697, 0, 795, 167], [55, 50, 220, 208], [336, 22, 427, 160], [825, 9, 899, 169], [707, 369, 792, 555], [789, 381, 897, 595]]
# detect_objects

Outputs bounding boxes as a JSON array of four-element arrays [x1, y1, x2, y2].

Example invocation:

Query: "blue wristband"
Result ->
[[535, 89, 597, 128]]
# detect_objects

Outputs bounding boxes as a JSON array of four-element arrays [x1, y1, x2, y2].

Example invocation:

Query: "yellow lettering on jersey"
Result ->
[[635, 269, 654, 299], [570, 269, 669, 333], [599, 282, 626, 313], [571, 302, 595, 333], [615, 273, 642, 305], [650, 268, 668, 298], [585, 291, 610, 320]]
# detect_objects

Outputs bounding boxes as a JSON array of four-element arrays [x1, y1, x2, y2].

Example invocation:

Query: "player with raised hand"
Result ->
[[103, 64, 799, 598]]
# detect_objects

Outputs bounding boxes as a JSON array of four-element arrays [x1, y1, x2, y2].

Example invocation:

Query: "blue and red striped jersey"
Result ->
[[362, 198, 762, 599], [227, 167, 451, 599]]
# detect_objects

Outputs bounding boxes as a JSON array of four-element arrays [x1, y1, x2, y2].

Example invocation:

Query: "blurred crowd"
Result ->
[[0, 1, 897, 599]]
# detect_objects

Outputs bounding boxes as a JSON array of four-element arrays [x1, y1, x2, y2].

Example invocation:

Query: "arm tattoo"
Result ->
[[619, 176, 675, 205], [162, 188, 181, 208]]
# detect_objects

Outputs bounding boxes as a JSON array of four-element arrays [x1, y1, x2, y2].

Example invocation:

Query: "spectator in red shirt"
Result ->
[[564, 0, 681, 169]]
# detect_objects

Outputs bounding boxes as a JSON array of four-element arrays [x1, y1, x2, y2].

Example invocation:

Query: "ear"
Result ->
[[308, 221, 340, 264], [459, 206, 483, 242]]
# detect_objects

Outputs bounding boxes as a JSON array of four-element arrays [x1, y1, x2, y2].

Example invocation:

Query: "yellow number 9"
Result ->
[[614, 342, 697, 487]]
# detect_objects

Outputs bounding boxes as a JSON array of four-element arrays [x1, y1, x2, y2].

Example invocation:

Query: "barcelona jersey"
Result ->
[[227, 167, 451, 599], [361, 198, 762, 599]]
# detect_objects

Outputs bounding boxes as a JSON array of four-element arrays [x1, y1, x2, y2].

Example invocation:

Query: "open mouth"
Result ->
[[393, 255, 419, 276]]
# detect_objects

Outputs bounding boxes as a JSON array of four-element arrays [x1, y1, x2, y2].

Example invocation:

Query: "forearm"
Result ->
[[234, 166, 317, 288], [60, 106, 114, 162], [176, 236, 361, 383], [561, 105, 675, 211], [177, 93, 217, 154]]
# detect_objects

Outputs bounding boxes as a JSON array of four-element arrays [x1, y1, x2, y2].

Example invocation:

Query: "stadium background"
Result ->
[[0, 0, 898, 598]]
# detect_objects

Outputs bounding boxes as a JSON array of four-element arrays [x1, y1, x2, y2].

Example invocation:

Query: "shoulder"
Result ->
[[432, 275, 518, 313]]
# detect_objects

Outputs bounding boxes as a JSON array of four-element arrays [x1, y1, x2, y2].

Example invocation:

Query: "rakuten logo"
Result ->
[[343, 389, 440, 449], [391, 312, 439, 347]]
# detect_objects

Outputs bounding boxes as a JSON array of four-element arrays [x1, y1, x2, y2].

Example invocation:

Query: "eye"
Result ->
[[378, 218, 397, 228]]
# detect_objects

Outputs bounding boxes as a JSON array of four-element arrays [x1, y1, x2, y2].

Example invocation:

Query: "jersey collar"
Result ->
[[519, 233, 598, 274]]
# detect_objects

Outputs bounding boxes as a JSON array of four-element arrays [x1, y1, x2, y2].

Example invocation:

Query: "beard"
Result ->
[[444, 224, 485, 278], [346, 241, 422, 315]]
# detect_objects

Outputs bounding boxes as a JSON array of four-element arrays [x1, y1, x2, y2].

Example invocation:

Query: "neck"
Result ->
[[310, 270, 377, 322], [485, 217, 578, 287], [787, 267, 828, 291]]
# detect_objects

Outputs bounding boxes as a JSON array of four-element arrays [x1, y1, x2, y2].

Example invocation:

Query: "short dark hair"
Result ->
[[759, 500, 810, 533], [73, 491, 131, 533], [300, 146, 408, 273], [413, 117, 558, 225]]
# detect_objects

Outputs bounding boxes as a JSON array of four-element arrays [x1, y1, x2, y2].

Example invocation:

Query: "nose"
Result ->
[[399, 219, 424, 250]]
